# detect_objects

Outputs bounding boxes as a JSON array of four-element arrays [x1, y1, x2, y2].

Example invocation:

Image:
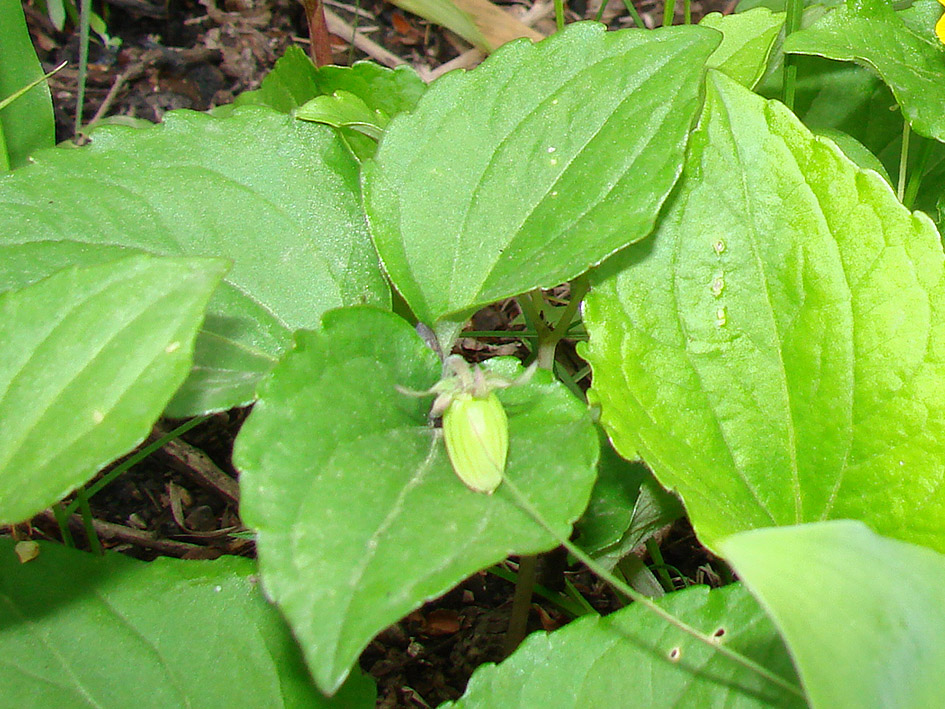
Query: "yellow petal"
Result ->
[[938, 11, 945, 45]]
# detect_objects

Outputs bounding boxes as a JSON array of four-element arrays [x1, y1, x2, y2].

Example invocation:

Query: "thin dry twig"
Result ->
[[325, 8, 408, 67], [152, 425, 240, 505], [424, 48, 484, 81], [37, 510, 204, 557]]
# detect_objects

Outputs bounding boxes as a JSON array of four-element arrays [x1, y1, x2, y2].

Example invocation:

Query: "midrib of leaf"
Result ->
[[0, 277, 196, 473], [330, 429, 440, 671], [480, 66, 688, 281], [607, 322, 760, 528], [194, 329, 280, 365], [0, 594, 105, 708], [729, 121, 804, 525], [446, 45, 684, 317], [95, 593, 192, 708], [664, 183, 783, 527]]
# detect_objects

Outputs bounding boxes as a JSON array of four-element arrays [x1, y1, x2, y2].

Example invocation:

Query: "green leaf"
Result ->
[[702, 7, 785, 88], [233, 306, 598, 693], [445, 583, 802, 708], [783, 61, 899, 162], [234, 45, 426, 119], [736, 0, 841, 10], [721, 521, 945, 709], [0, 108, 389, 416], [0, 539, 374, 707], [0, 0, 55, 168], [784, 0, 945, 142], [755, 53, 945, 199], [899, 0, 945, 38], [232, 45, 321, 113], [593, 474, 685, 570], [575, 433, 648, 554], [811, 127, 893, 185], [0, 255, 226, 525], [296, 90, 388, 161], [296, 91, 387, 140], [363, 22, 720, 326], [583, 70, 945, 552]]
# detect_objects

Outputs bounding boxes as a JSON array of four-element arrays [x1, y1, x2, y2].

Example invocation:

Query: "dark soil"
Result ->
[[15, 1, 733, 705]]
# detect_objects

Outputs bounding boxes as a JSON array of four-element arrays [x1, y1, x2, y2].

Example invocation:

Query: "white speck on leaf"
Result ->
[[165, 341, 181, 353], [547, 146, 556, 153], [711, 276, 724, 297], [92, 410, 104, 424], [713, 240, 726, 255], [715, 307, 727, 327]]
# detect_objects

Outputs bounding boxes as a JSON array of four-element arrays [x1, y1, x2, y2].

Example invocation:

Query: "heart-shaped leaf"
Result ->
[[583, 70, 945, 552], [363, 22, 720, 326], [233, 306, 598, 693]]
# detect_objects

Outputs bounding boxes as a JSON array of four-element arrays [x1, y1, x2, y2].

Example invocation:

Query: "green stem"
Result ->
[[620, 0, 645, 28], [645, 538, 676, 593], [563, 576, 599, 615], [782, 0, 803, 111], [75, 0, 91, 135], [683, 0, 691, 24], [553, 359, 586, 402], [67, 415, 210, 513], [662, 0, 675, 27], [554, 0, 565, 31], [504, 555, 539, 655], [433, 318, 466, 360], [520, 276, 590, 371], [550, 276, 589, 343], [76, 490, 103, 555], [517, 291, 553, 365], [0, 61, 68, 113], [500, 477, 806, 698], [0, 123, 8, 171], [897, 120, 911, 204], [52, 503, 75, 547], [488, 564, 589, 617], [903, 134, 933, 209]]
